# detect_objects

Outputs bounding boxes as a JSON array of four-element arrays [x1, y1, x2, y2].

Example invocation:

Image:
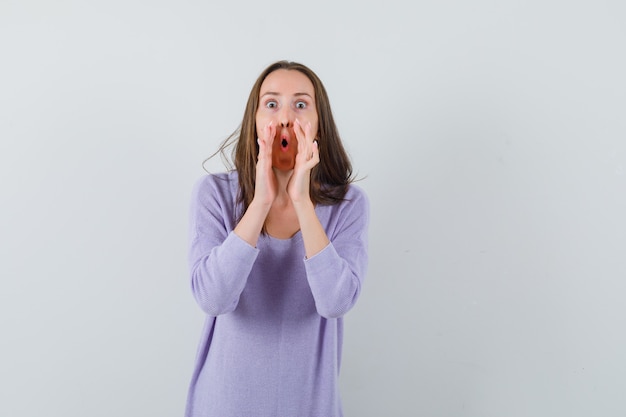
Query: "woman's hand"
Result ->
[[233, 122, 276, 247], [287, 119, 319, 205], [254, 121, 278, 207], [288, 118, 328, 258]]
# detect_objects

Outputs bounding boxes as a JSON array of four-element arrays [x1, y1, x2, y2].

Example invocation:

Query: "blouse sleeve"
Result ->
[[188, 175, 259, 316], [304, 186, 370, 319]]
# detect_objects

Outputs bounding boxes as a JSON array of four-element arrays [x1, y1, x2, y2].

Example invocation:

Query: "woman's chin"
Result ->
[[272, 164, 295, 173], [272, 157, 295, 172]]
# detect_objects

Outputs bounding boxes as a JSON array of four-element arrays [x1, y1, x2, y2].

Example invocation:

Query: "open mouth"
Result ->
[[281, 138, 288, 149]]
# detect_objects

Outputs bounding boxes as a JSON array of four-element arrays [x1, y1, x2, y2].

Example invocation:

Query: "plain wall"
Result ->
[[1, 0, 625, 416]]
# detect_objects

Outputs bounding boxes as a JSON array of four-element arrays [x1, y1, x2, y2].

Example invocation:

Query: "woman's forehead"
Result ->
[[260, 69, 315, 96]]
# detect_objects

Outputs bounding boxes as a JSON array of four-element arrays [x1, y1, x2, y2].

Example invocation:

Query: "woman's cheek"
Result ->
[[255, 112, 274, 132], [302, 114, 319, 135]]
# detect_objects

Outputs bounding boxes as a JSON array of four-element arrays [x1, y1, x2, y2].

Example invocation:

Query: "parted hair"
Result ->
[[208, 60, 353, 220]]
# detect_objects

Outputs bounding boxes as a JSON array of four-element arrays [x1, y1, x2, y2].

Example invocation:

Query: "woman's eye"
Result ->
[[266, 100, 277, 109], [295, 101, 307, 109]]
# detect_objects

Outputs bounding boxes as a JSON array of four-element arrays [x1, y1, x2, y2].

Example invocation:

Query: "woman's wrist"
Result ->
[[292, 197, 314, 213], [250, 196, 274, 212], [234, 199, 272, 247]]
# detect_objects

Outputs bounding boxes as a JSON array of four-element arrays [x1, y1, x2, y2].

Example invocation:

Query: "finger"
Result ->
[[263, 121, 275, 146], [309, 140, 320, 165], [295, 119, 315, 143], [293, 119, 306, 151], [267, 121, 275, 145], [304, 121, 314, 142], [295, 119, 315, 161], [306, 124, 318, 161], [258, 121, 275, 158]]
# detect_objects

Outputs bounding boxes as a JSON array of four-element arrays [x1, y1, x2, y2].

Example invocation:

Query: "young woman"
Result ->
[[185, 61, 369, 417]]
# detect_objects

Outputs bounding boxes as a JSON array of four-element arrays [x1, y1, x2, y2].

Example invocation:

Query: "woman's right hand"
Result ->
[[254, 121, 277, 207], [234, 121, 276, 247]]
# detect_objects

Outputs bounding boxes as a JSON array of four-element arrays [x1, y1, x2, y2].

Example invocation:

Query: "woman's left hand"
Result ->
[[287, 118, 319, 205]]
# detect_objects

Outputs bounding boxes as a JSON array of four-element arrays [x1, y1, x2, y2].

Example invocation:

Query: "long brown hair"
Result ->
[[207, 60, 353, 219]]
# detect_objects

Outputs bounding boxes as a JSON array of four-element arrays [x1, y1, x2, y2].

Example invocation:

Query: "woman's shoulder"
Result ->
[[194, 170, 238, 188], [342, 182, 369, 209], [192, 170, 239, 203], [320, 182, 369, 216], [317, 182, 369, 236]]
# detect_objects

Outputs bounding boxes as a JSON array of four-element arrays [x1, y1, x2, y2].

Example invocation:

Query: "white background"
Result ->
[[1, 0, 625, 416]]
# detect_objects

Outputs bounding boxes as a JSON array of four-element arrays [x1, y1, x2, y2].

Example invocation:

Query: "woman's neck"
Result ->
[[272, 168, 293, 206]]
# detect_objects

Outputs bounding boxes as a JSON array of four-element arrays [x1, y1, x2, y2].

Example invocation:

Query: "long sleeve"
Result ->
[[188, 174, 259, 316], [185, 175, 369, 416], [304, 186, 369, 319]]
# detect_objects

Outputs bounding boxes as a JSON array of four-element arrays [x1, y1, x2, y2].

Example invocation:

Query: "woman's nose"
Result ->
[[278, 108, 292, 127]]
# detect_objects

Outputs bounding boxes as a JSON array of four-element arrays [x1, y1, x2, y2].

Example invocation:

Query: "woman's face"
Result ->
[[256, 69, 319, 171]]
